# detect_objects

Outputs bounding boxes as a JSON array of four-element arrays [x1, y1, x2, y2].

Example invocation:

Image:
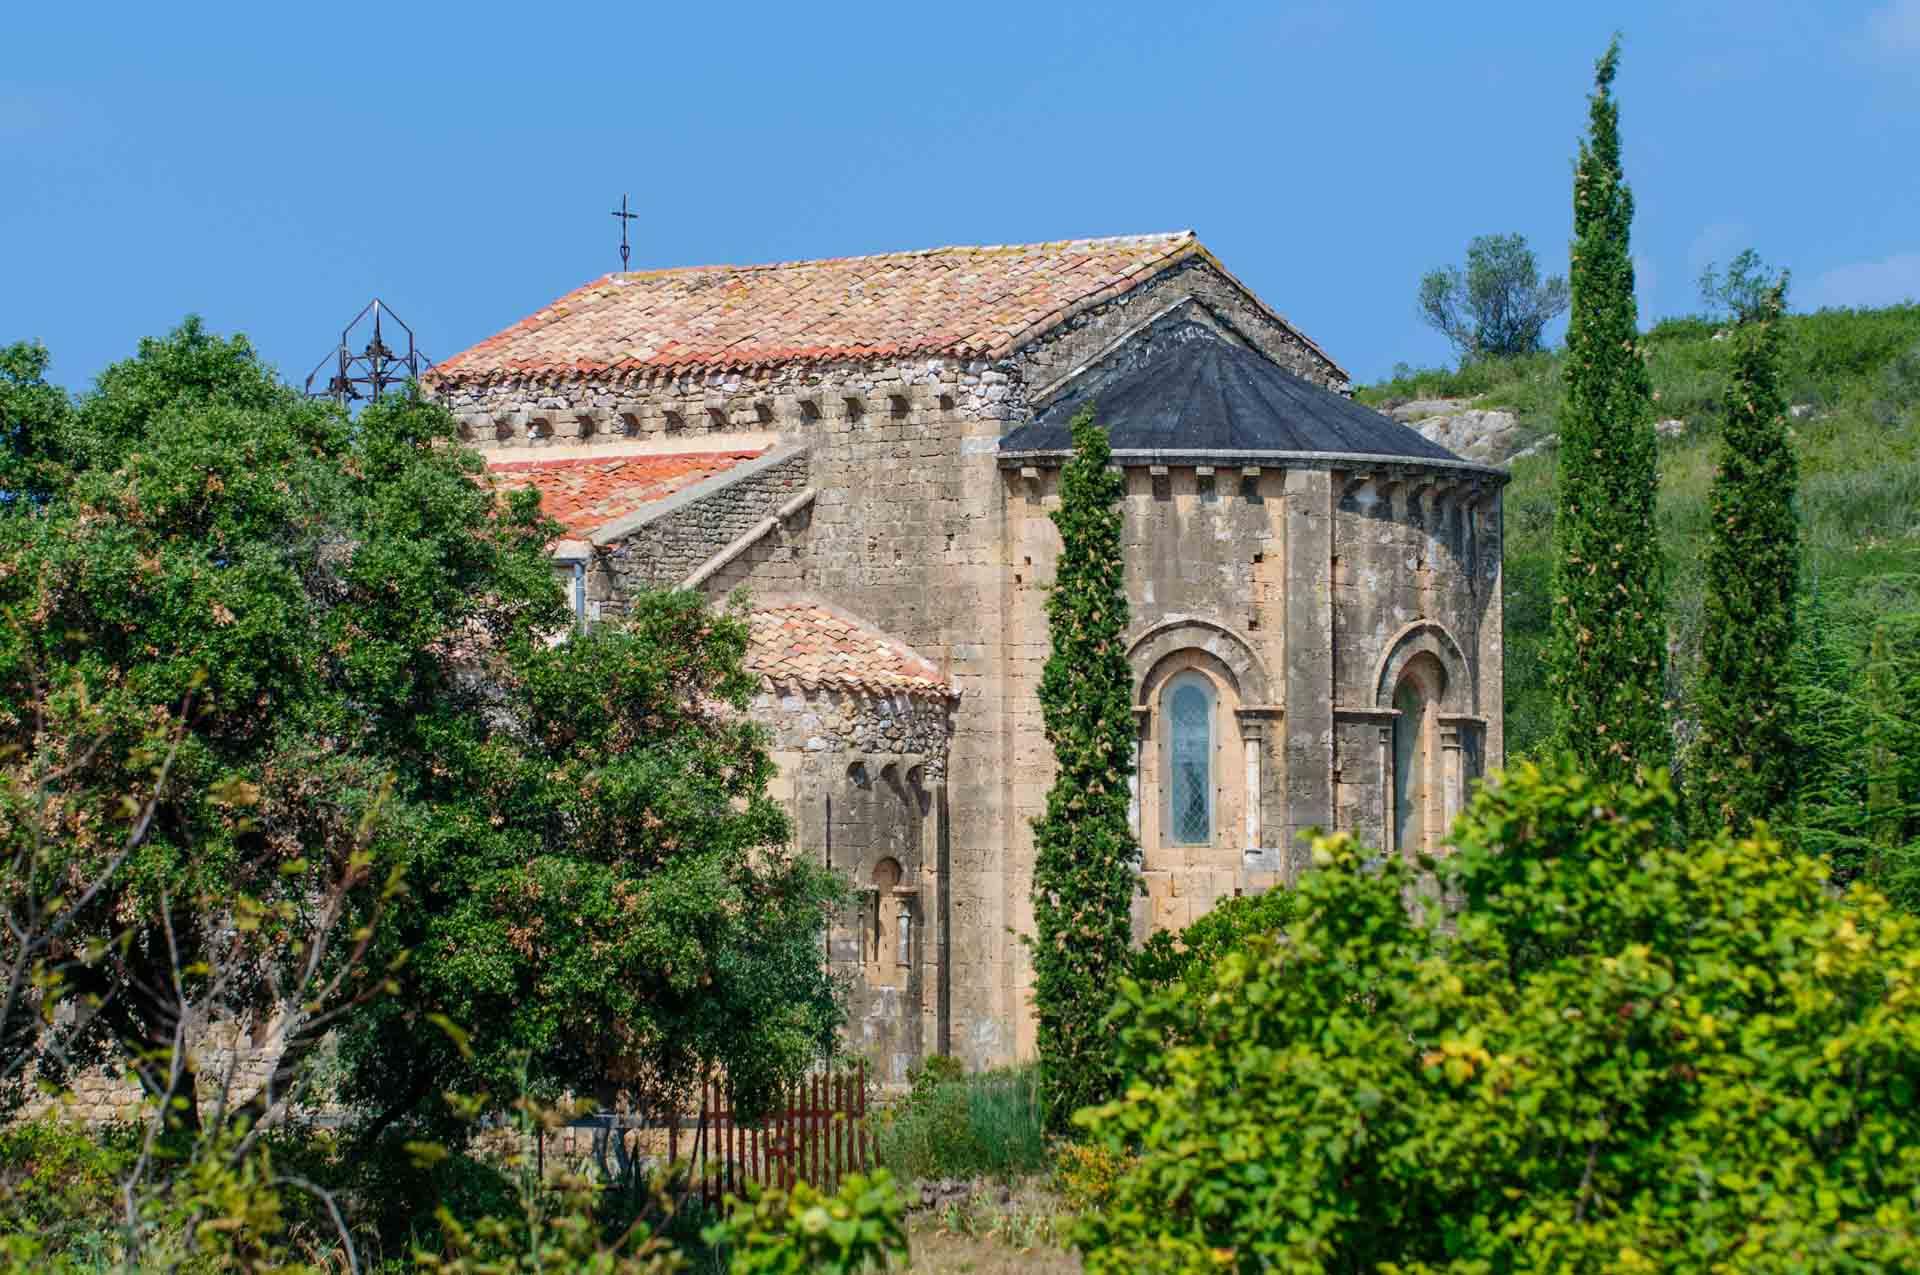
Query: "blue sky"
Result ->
[[6, 0, 1919, 392]]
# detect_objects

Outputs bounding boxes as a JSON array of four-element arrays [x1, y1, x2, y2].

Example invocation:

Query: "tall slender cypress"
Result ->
[[1689, 283, 1797, 833], [1547, 38, 1671, 782], [1030, 405, 1140, 1132]]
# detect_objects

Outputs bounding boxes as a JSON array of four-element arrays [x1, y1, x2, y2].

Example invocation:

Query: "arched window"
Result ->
[[866, 858, 901, 976], [1166, 674, 1214, 845], [1392, 655, 1445, 854]]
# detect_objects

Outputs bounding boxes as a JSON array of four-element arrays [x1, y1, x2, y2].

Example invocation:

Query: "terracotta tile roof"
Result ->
[[746, 596, 954, 699], [485, 448, 766, 537], [429, 231, 1330, 386]]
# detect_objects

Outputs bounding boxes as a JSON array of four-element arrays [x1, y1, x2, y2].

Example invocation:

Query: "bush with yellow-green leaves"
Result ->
[[701, 1170, 908, 1275], [1074, 761, 1920, 1274]]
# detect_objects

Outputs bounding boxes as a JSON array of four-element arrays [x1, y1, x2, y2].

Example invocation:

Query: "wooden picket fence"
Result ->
[[694, 1061, 869, 1207]]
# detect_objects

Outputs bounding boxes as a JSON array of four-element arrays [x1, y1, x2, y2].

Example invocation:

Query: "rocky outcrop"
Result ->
[[1384, 399, 1524, 465]]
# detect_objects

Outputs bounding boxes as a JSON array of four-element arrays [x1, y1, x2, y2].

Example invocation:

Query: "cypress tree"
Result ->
[[1547, 37, 1672, 782], [1030, 405, 1140, 1132], [1866, 624, 1900, 879], [1688, 282, 1798, 833], [1784, 587, 1872, 875]]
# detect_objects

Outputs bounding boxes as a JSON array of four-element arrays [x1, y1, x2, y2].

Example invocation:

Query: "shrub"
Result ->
[[1130, 888, 1298, 996], [0, 1117, 131, 1254], [871, 1064, 1047, 1183], [701, 1170, 908, 1275], [1074, 760, 1920, 1273], [1052, 1142, 1131, 1217]]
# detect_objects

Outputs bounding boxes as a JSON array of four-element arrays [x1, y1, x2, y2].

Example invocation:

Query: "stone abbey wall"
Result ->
[[431, 256, 1499, 1072], [1328, 472, 1504, 853], [998, 457, 1502, 1057], [756, 683, 953, 1085]]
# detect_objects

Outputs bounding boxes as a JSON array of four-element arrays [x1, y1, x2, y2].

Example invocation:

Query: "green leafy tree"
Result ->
[[1029, 406, 1140, 1133], [1417, 233, 1570, 361], [0, 341, 71, 504], [1697, 248, 1782, 324], [0, 321, 538, 1127], [0, 322, 840, 1142], [1546, 39, 1671, 782], [1128, 887, 1296, 1000], [1075, 760, 1920, 1273], [341, 592, 846, 1147], [1687, 281, 1798, 832]]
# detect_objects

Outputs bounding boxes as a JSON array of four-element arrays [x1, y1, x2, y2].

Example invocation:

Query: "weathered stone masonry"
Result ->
[[428, 232, 1506, 1075], [593, 448, 811, 598]]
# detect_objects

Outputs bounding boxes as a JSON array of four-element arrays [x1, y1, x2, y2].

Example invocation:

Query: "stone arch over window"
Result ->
[[1128, 616, 1271, 707], [1372, 620, 1472, 715], [1373, 620, 1481, 855], [1129, 619, 1273, 859]]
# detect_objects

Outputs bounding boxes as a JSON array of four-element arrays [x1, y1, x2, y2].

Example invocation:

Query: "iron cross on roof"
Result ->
[[611, 193, 637, 272]]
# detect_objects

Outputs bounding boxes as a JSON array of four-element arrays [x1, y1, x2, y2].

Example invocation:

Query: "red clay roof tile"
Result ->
[[428, 232, 1313, 386], [745, 596, 954, 699], [486, 448, 765, 537]]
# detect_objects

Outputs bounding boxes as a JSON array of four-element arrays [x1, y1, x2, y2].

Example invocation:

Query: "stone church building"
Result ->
[[425, 231, 1507, 1079]]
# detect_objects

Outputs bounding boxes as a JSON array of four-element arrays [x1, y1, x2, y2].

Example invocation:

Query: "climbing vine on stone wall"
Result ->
[[1030, 405, 1141, 1133]]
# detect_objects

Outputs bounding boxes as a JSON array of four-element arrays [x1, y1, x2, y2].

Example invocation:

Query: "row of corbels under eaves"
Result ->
[[1016, 462, 1270, 493], [453, 391, 952, 442], [1339, 472, 1500, 517]]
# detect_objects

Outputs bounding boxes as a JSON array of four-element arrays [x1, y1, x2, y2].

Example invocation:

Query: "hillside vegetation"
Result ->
[[1361, 303, 1920, 764]]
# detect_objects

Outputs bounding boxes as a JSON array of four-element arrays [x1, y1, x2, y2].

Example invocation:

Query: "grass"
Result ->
[[904, 1192, 1081, 1274], [871, 1064, 1049, 1186], [1355, 304, 1920, 757]]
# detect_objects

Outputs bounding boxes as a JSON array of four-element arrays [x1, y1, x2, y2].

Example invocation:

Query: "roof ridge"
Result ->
[[608, 231, 1196, 281], [428, 229, 1356, 387]]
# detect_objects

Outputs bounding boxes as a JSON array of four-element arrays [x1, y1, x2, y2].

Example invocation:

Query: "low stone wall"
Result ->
[[19, 1017, 287, 1125]]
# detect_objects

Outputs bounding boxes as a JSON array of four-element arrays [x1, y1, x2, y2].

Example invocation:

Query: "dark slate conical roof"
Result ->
[[999, 322, 1464, 464]]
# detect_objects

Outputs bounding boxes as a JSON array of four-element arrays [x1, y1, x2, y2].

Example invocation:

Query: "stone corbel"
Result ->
[[1375, 474, 1406, 511], [1339, 473, 1377, 513], [1403, 476, 1437, 526]]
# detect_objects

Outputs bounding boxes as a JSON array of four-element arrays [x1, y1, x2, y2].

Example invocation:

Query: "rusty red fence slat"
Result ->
[[694, 1064, 870, 1209]]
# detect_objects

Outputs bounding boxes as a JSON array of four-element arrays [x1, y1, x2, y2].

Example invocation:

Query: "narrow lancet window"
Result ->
[[1168, 676, 1214, 845]]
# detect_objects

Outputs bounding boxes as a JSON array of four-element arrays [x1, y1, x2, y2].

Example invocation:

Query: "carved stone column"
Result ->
[[1436, 714, 1487, 839], [1234, 706, 1283, 861]]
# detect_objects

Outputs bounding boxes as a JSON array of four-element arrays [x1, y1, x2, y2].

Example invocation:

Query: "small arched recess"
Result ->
[[1372, 620, 1482, 856]]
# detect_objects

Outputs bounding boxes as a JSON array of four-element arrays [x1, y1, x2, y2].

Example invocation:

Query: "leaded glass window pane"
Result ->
[[1169, 682, 1211, 844]]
